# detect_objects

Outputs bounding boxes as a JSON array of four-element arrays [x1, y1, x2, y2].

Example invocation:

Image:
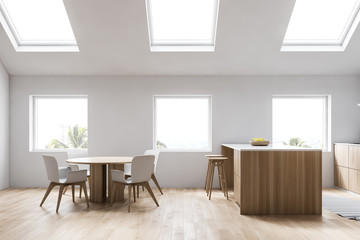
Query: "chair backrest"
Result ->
[[42, 155, 59, 182], [144, 149, 160, 174], [131, 155, 155, 183], [66, 149, 88, 159], [66, 149, 89, 171]]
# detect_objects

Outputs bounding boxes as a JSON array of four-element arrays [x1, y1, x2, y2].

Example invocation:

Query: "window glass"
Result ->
[[282, 0, 360, 51], [0, 0, 76, 43], [272, 96, 329, 150], [154, 96, 211, 151], [146, 0, 219, 51], [31, 96, 87, 151]]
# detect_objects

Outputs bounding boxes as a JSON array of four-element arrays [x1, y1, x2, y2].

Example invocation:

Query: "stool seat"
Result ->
[[207, 157, 228, 160], [204, 155, 229, 200]]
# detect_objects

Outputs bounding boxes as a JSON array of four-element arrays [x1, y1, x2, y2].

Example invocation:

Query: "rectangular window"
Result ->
[[281, 0, 360, 51], [30, 96, 88, 151], [272, 95, 330, 151], [154, 96, 212, 151], [0, 0, 78, 52], [146, 0, 219, 52]]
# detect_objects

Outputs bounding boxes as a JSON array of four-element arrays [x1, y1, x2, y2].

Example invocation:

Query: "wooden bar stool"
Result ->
[[205, 156, 229, 200], [204, 155, 224, 190]]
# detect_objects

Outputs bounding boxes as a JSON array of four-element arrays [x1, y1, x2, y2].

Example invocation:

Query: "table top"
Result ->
[[66, 156, 133, 164]]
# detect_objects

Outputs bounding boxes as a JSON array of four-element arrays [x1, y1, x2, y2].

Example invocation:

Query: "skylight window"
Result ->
[[0, 0, 78, 52], [145, 0, 219, 52], [282, 0, 360, 51]]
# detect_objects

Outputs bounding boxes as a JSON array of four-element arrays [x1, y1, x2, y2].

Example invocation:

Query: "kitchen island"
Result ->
[[222, 144, 322, 215]]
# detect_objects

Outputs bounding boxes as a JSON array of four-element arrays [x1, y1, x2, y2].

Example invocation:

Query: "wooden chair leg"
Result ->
[[144, 182, 159, 207], [87, 176, 91, 191], [110, 183, 117, 206], [218, 163, 224, 193], [151, 174, 163, 195], [128, 185, 132, 212], [56, 185, 65, 213], [209, 162, 215, 200], [133, 185, 136, 202], [63, 186, 69, 195], [79, 184, 82, 198], [137, 185, 139, 198], [71, 184, 75, 203], [40, 182, 56, 206], [82, 182, 90, 207], [204, 160, 210, 190], [206, 161, 214, 195]]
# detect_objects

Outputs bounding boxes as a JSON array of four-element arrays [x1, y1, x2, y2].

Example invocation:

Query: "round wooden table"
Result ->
[[67, 157, 133, 203]]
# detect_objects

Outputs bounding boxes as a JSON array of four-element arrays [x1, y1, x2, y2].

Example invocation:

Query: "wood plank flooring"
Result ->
[[1, 188, 360, 240]]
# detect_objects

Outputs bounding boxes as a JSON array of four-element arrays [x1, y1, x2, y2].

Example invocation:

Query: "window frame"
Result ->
[[281, 1, 360, 52], [272, 95, 331, 152], [0, 0, 79, 52], [153, 95, 212, 152], [29, 95, 88, 152], [145, 0, 220, 52]]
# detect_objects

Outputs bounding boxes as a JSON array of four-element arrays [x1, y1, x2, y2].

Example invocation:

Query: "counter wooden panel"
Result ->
[[334, 143, 360, 193], [335, 144, 349, 167], [221, 146, 234, 189], [233, 149, 241, 205], [349, 146, 360, 170], [240, 150, 322, 215], [348, 169, 359, 193], [222, 145, 322, 215]]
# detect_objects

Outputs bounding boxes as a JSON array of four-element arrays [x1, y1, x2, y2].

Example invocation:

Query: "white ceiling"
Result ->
[[1, 0, 360, 76]]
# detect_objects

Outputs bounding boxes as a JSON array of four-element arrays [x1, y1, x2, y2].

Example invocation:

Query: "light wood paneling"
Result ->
[[339, 166, 349, 189], [221, 146, 234, 188], [334, 166, 340, 187], [348, 169, 359, 193], [233, 149, 241, 206], [4, 188, 360, 240], [89, 164, 106, 203], [334, 144, 349, 167], [349, 146, 360, 170], [240, 150, 322, 215], [334, 144, 360, 194], [334, 166, 349, 190]]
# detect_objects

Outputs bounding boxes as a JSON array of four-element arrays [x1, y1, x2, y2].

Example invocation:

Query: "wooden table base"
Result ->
[[89, 164, 128, 203], [90, 164, 107, 203], [108, 164, 125, 202]]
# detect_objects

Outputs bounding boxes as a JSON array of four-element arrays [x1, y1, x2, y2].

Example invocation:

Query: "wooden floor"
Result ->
[[1, 188, 360, 240]]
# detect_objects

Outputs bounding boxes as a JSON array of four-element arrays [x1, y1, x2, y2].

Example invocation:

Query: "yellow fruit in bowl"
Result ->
[[252, 138, 265, 142]]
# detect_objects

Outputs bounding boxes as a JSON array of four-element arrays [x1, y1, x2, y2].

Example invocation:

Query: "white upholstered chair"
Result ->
[[110, 155, 159, 212], [63, 149, 90, 197], [40, 155, 89, 213], [125, 149, 162, 197]]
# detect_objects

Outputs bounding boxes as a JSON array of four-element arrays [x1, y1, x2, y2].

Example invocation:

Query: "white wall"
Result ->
[[9, 76, 360, 188], [0, 62, 9, 190]]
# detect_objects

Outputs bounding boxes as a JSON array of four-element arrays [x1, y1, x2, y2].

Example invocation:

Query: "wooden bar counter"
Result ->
[[222, 144, 322, 215]]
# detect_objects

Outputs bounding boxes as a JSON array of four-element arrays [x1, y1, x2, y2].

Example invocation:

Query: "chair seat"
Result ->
[[123, 177, 132, 184], [59, 178, 67, 184]]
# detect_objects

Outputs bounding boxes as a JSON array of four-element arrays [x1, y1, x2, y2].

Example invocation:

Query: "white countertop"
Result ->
[[222, 144, 322, 151], [334, 143, 360, 146]]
